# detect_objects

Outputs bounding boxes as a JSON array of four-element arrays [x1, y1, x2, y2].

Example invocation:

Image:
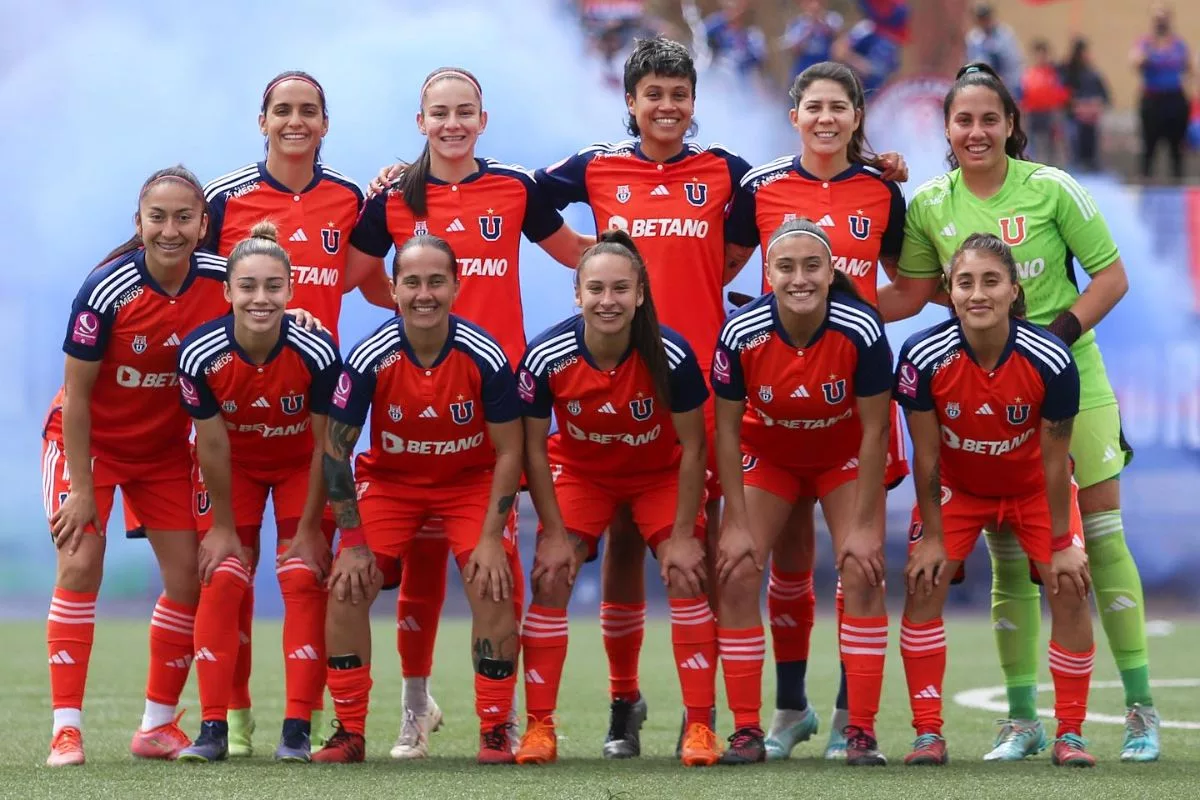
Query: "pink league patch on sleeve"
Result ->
[[178, 376, 200, 407], [518, 369, 536, 404], [71, 311, 99, 346], [332, 371, 353, 409], [712, 349, 731, 384], [897, 361, 919, 398]]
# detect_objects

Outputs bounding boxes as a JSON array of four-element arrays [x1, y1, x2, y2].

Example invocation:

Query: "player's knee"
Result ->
[[531, 572, 572, 608], [159, 557, 201, 605], [836, 563, 878, 604], [55, 553, 103, 594], [277, 561, 324, 598], [719, 559, 763, 610]]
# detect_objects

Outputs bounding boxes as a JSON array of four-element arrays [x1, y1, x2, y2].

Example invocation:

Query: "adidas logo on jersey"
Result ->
[[287, 644, 320, 661], [1106, 595, 1137, 613], [49, 650, 76, 665], [913, 685, 941, 700], [650, 184, 670, 196], [445, 218, 466, 233], [253, 396, 270, 408], [976, 403, 995, 415], [162, 333, 181, 347], [419, 406, 438, 418], [289, 228, 309, 243], [195, 647, 217, 662], [993, 618, 1017, 631], [525, 669, 546, 685], [397, 615, 422, 632], [940, 223, 957, 237], [815, 214, 835, 227], [791, 385, 809, 398], [597, 402, 617, 414], [679, 652, 710, 670]]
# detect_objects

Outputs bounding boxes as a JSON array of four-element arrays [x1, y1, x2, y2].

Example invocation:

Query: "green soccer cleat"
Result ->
[[1121, 704, 1161, 762], [764, 706, 820, 761], [227, 708, 255, 758], [982, 719, 1047, 761]]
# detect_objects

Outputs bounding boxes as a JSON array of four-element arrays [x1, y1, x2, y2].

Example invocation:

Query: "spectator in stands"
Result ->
[[578, 0, 656, 88], [782, 0, 844, 82], [832, 0, 908, 98], [965, 2, 1022, 92], [703, 0, 768, 80], [1130, 4, 1192, 181], [1061, 38, 1110, 173], [1020, 39, 1070, 165]]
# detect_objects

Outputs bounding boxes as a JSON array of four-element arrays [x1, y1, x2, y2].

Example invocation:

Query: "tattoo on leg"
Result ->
[[496, 492, 516, 514]]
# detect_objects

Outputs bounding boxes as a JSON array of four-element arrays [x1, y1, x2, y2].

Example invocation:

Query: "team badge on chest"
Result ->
[[1006, 399, 1030, 425], [684, 181, 707, 207], [848, 213, 871, 240], [322, 224, 342, 255], [478, 214, 502, 242], [388, 404, 404, 422], [567, 400, 582, 416], [629, 395, 654, 421], [132, 335, 147, 354], [616, 185, 631, 204], [944, 402, 960, 419], [821, 376, 846, 404], [280, 393, 305, 415], [758, 385, 773, 403], [998, 215, 1027, 246], [414, 220, 429, 236], [450, 399, 475, 425]]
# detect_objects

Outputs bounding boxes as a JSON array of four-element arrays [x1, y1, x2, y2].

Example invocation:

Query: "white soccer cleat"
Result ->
[[390, 699, 444, 760]]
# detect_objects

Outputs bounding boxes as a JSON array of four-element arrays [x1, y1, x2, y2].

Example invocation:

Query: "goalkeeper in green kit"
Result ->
[[879, 63, 1159, 763]]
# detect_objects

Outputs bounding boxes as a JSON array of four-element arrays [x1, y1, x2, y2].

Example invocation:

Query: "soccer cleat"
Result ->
[[310, 709, 327, 748], [390, 700, 444, 760], [680, 722, 722, 767], [904, 733, 949, 766], [46, 727, 85, 767], [478, 723, 516, 765], [674, 707, 716, 759], [1052, 733, 1096, 767], [311, 721, 365, 764], [844, 726, 887, 766], [982, 718, 1047, 761], [603, 695, 648, 759], [1121, 704, 1161, 762], [274, 718, 311, 763], [130, 710, 191, 760], [764, 706, 820, 760], [515, 716, 557, 765], [719, 726, 766, 765], [226, 708, 255, 758], [823, 708, 849, 759], [507, 705, 520, 755], [176, 721, 229, 764]]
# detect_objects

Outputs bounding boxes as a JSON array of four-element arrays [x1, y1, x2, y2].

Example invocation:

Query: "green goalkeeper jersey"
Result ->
[[899, 157, 1120, 409]]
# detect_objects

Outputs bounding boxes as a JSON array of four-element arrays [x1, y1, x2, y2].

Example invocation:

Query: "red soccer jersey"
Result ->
[[176, 315, 340, 473], [711, 291, 893, 471], [535, 140, 751, 369], [728, 159, 905, 305], [205, 162, 365, 339], [331, 315, 521, 486], [350, 158, 565, 368], [45, 251, 230, 462], [894, 318, 1079, 498], [518, 316, 709, 478]]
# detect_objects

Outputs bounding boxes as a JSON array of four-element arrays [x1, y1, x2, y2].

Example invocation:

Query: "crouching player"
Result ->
[[895, 233, 1095, 767], [313, 234, 524, 764]]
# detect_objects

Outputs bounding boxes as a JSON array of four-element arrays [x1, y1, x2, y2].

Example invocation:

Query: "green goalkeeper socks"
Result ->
[[986, 529, 1041, 720]]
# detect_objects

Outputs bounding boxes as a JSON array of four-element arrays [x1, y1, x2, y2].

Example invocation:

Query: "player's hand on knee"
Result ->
[[1050, 546, 1091, 599], [904, 539, 947, 597], [465, 536, 512, 603], [51, 489, 102, 554], [658, 531, 706, 596], [716, 519, 761, 587], [328, 544, 377, 604]]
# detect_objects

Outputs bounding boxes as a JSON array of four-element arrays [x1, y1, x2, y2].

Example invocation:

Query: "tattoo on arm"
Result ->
[[496, 492, 516, 514], [1047, 417, 1074, 440], [322, 421, 363, 529]]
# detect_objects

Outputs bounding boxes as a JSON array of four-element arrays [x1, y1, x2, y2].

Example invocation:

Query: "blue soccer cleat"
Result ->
[[982, 718, 1047, 761], [764, 706, 820, 761], [1121, 704, 1161, 762], [177, 721, 229, 764]]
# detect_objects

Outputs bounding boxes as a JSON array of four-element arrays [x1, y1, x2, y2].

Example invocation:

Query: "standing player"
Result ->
[[515, 230, 718, 767], [313, 235, 524, 765], [895, 233, 1095, 767], [196, 70, 389, 756], [879, 63, 1156, 762], [725, 60, 907, 761], [354, 66, 592, 760], [173, 223, 340, 764], [711, 219, 893, 766], [42, 167, 230, 766]]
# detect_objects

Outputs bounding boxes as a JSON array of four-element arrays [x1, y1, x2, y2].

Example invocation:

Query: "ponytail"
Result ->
[[943, 62, 1029, 169], [577, 229, 672, 407], [829, 270, 866, 305], [95, 166, 208, 271]]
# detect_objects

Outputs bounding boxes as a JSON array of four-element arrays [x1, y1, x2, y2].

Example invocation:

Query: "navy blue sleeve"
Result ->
[[892, 338, 934, 412], [725, 183, 759, 248], [62, 278, 118, 361], [880, 181, 906, 260], [479, 357, 521, 424], [709, 334, 747, 401], [853, 330, 894, 397], [327, 361, 377, 428], [205, 190, 228, 252], [534, 150, 592, 210], [176, 351, 221, 421], [664, 335, 711, 413], [306, 337, 342, 416], [513, 169, 566, 243], [516, 356, 554, 419], [348, 193, 395, 258], [1040, 357, 1080, 421]]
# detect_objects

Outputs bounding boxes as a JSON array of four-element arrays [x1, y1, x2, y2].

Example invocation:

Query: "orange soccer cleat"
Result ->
[[514, 716, 558, 765], [680, 722, 721, 767], [130, 710, 191, 760]]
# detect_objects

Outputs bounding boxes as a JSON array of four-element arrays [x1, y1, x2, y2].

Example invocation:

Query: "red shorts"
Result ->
[[907, 482, 1084, 565], [542, 464, 706, 559], [42, 438, 194, 533], [352, 471, 514, 587], [194, 459, 324, 548]]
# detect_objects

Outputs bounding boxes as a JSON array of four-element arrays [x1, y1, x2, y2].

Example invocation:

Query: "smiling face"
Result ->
[[766, 232, 835, 317], [946, 84, 1013, 173], [790, 77, 860, 161], [135, 180, 207, 272], [627, 72, 694, 153], [226, 253, 293, 336], [393, 244, 458, 333], [259, 78, 328, 160], [576, 251, 643, 337], [949, 248, 1019, 331], [418, 76, 485, 164]]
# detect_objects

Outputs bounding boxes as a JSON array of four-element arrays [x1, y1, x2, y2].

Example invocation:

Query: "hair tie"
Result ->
[[765, 229, 833, 261]]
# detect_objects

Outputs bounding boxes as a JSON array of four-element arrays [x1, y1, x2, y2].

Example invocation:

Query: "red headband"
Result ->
[[420, 69, 483, 104], [140, 174, 204, 202], [262, 74, 324, 106]]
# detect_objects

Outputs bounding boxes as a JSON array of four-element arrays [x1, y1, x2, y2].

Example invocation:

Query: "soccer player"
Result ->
[[879, 63, 1156, 762], [726, 60, 908, 761], [895, 232, 1096, 767], [353, 66, 592, 759], [313, 234, 524, 765], [712, 219, 892, 766], [515, 230, 718, 767], [193, 70, 389, 756], [173, 223, 340, 764], [42, 167, 230, 766]]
